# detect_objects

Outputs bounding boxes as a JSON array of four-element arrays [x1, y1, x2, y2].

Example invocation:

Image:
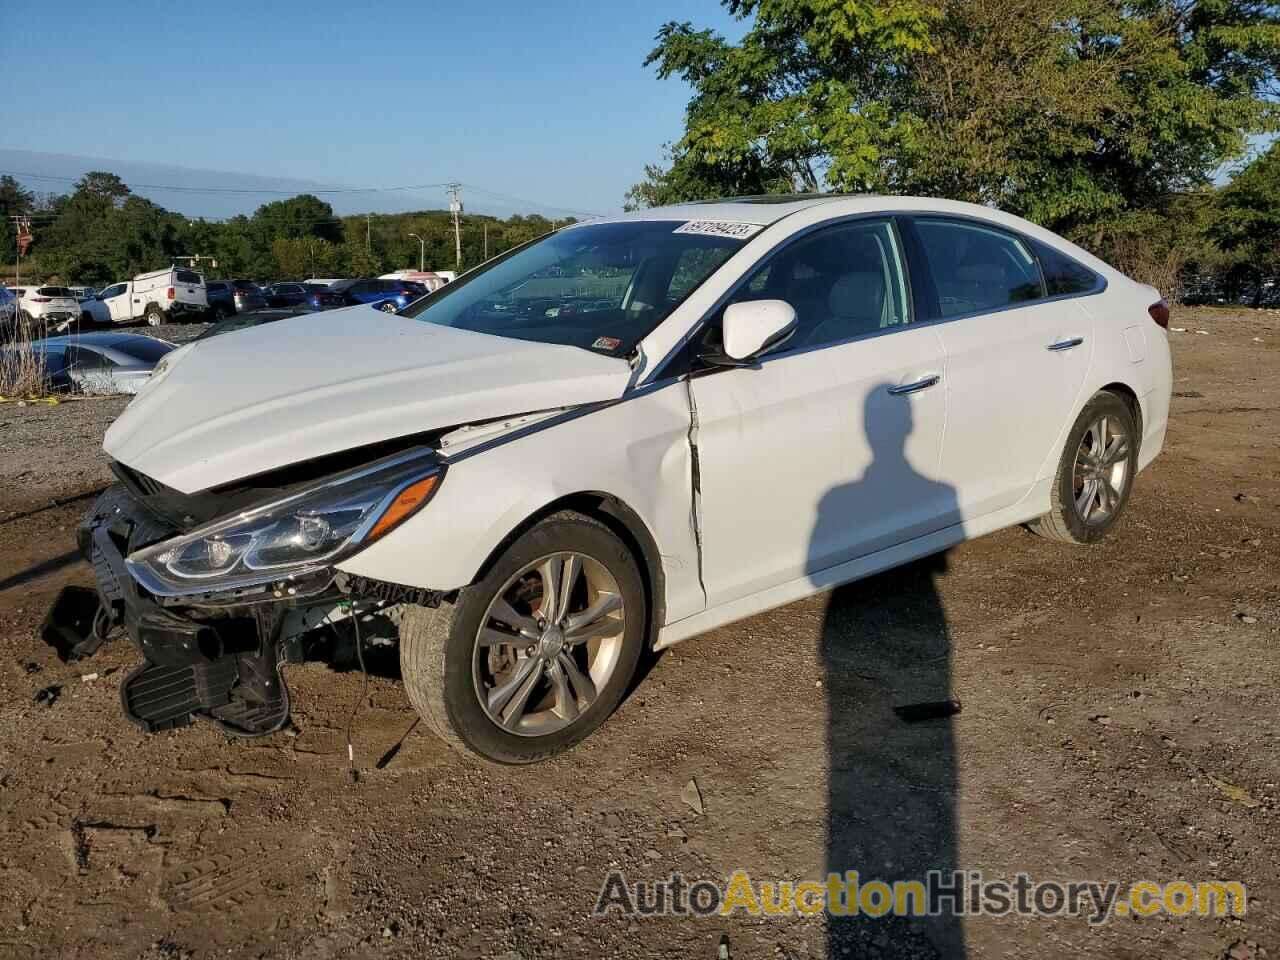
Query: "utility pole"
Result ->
[[483, 222, 488, 262], [365, 214, 371, 254], [447, 183, 462, 269], [409, 232, 424, 272]]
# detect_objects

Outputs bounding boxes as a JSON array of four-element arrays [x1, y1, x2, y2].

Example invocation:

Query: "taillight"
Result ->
[[167, 287, 176, 300], [1148, 299, 1169, 329]]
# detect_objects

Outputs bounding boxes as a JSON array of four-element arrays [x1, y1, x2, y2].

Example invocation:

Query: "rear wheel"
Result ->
[[1031, 391, 1138, 544], [144, 305, 165, 327], [399, 511, 646, 763], [378, 301, 398, 313]]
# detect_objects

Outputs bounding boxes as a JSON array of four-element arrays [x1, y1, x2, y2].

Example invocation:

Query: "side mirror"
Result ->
[[719, 300, 797, 363]]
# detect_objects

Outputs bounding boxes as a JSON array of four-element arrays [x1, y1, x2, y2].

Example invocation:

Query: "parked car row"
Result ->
[[2, 269, 438, 336]]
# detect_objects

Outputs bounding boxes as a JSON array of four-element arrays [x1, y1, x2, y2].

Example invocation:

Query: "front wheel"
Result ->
[[399, 511, 646, 763], [1031, 391, 1139, 544]]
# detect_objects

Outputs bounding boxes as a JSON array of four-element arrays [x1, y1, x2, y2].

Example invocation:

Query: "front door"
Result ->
[[99, 284, 130, 323], [690, 218, 951, 609]]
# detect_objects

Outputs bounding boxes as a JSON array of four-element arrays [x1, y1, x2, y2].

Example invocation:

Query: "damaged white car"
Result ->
[[50, 196, 1172, 763]]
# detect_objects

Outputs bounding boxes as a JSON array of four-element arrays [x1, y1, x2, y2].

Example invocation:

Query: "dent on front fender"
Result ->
[[335, 382, 706, 625]]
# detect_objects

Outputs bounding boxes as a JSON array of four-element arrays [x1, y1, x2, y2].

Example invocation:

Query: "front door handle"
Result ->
[[1047, 337, 1084, 352], [888, 374, 941, 396]]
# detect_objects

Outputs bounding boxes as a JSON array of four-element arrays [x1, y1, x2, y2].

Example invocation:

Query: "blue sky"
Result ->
[[0, 0, 744, 218]]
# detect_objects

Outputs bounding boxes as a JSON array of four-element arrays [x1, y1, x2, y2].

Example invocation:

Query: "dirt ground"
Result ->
[[0, 308, 1276, 960]]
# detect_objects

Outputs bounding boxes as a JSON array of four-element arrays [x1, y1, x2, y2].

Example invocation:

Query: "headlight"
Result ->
[[127, 449, 443, 597]]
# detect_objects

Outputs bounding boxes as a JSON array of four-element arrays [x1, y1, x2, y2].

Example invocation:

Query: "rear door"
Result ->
[[906, 216, 1093, 520]]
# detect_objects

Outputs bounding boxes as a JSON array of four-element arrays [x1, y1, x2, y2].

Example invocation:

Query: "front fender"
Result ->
[[335, 381, 705, 626]]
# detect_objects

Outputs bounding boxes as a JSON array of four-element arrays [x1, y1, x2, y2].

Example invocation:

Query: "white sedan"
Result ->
[[65, 195, 1171, 763]]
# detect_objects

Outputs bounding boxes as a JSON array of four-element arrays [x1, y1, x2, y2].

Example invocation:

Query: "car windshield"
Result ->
[[398, 220, 749, 356]]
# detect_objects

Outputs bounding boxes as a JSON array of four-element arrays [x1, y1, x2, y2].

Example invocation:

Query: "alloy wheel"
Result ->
[[473, 551, 625, 736], [1073, 414, 1130, 525]]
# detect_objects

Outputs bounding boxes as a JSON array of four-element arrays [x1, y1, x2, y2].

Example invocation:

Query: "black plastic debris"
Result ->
[[893, 699, 962, 722], [34, 683, 62, 707], [41, 586, 109, 662]]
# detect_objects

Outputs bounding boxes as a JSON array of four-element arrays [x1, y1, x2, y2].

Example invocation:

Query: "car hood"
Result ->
[[104, 306, 632, 493]]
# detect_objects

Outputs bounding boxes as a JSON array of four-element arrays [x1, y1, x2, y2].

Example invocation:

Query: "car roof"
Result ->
[[594, 194, 845, 227]]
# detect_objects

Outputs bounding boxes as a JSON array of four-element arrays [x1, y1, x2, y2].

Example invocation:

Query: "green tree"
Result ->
[[636, 0, 1280, 236], [1212, 143, 1280, 264], [272, 236, 341, 278], [252, 194, 343, 243], [342, 239, 382, 277]]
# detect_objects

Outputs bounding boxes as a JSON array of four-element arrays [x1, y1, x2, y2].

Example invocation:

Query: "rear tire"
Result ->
[[144, 305, 165, 327], [399, 511, 646, 763], [1031, 391, 1139, 544]]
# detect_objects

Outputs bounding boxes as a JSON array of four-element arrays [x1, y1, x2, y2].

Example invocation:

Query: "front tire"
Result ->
[[399, 511, 646, 763], [1031, 391, 1139, 544]]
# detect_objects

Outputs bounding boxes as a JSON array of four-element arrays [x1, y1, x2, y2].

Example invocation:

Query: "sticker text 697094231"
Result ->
[[672, 220, 763, 240]]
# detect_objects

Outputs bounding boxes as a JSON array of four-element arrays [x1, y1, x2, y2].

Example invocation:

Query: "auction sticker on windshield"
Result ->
[[673, 220, 763, 240]]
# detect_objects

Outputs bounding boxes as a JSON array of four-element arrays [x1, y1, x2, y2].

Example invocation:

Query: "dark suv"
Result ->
[[205, 279, 267, 318]]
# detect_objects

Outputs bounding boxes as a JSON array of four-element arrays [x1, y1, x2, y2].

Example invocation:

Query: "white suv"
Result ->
[[14, 285, 80, 332]]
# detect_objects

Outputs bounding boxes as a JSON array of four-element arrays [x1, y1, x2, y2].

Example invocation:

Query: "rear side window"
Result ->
[[175, 270, 203, 286], [67, 346, 112, 371], [913, 218, 1044, 317], [119, 338, 174, 364], [1033, 240, 1101, 296]]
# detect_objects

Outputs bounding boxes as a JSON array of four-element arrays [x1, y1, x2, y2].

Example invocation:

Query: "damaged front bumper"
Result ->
[[45, 484, 439, 737]]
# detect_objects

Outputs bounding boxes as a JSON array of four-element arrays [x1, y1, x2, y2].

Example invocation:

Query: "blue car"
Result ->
[[331, 278, 427, 313]]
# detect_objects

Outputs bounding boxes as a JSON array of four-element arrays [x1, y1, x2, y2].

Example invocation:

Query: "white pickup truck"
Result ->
[[97, 268, 208, 326]]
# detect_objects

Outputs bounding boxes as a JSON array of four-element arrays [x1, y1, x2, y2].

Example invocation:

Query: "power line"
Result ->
[[1, 169, 452, 196], [461, 183, 604, 219]]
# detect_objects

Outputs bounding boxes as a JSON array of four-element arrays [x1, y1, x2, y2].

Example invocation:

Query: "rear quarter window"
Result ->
[[1033, 241, 1102, 296]]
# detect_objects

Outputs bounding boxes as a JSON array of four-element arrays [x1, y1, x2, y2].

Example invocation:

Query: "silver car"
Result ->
[[23, 332, 177, 394]]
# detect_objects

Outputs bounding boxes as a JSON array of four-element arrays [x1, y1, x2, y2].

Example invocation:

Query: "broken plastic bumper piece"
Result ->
[[45, 485, 296, 736]]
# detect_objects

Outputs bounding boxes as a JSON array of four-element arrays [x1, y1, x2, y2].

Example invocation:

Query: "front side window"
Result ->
[[100, 284, 126, 299], [399, 220, 749, 356], [720, 219, 910, 352], [913, 218, 1044, 317]]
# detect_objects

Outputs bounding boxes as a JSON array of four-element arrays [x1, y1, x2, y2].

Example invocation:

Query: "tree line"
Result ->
[[626, 0, 1280, 297], [0, 171, 565, 287]]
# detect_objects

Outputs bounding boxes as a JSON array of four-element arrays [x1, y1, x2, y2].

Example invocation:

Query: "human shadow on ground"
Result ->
[[812, 385, 964, 959]]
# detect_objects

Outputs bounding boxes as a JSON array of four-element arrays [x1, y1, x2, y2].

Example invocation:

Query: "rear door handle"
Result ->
[[888, 374, 941, 396], [1047, 337, 1084, 352]]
